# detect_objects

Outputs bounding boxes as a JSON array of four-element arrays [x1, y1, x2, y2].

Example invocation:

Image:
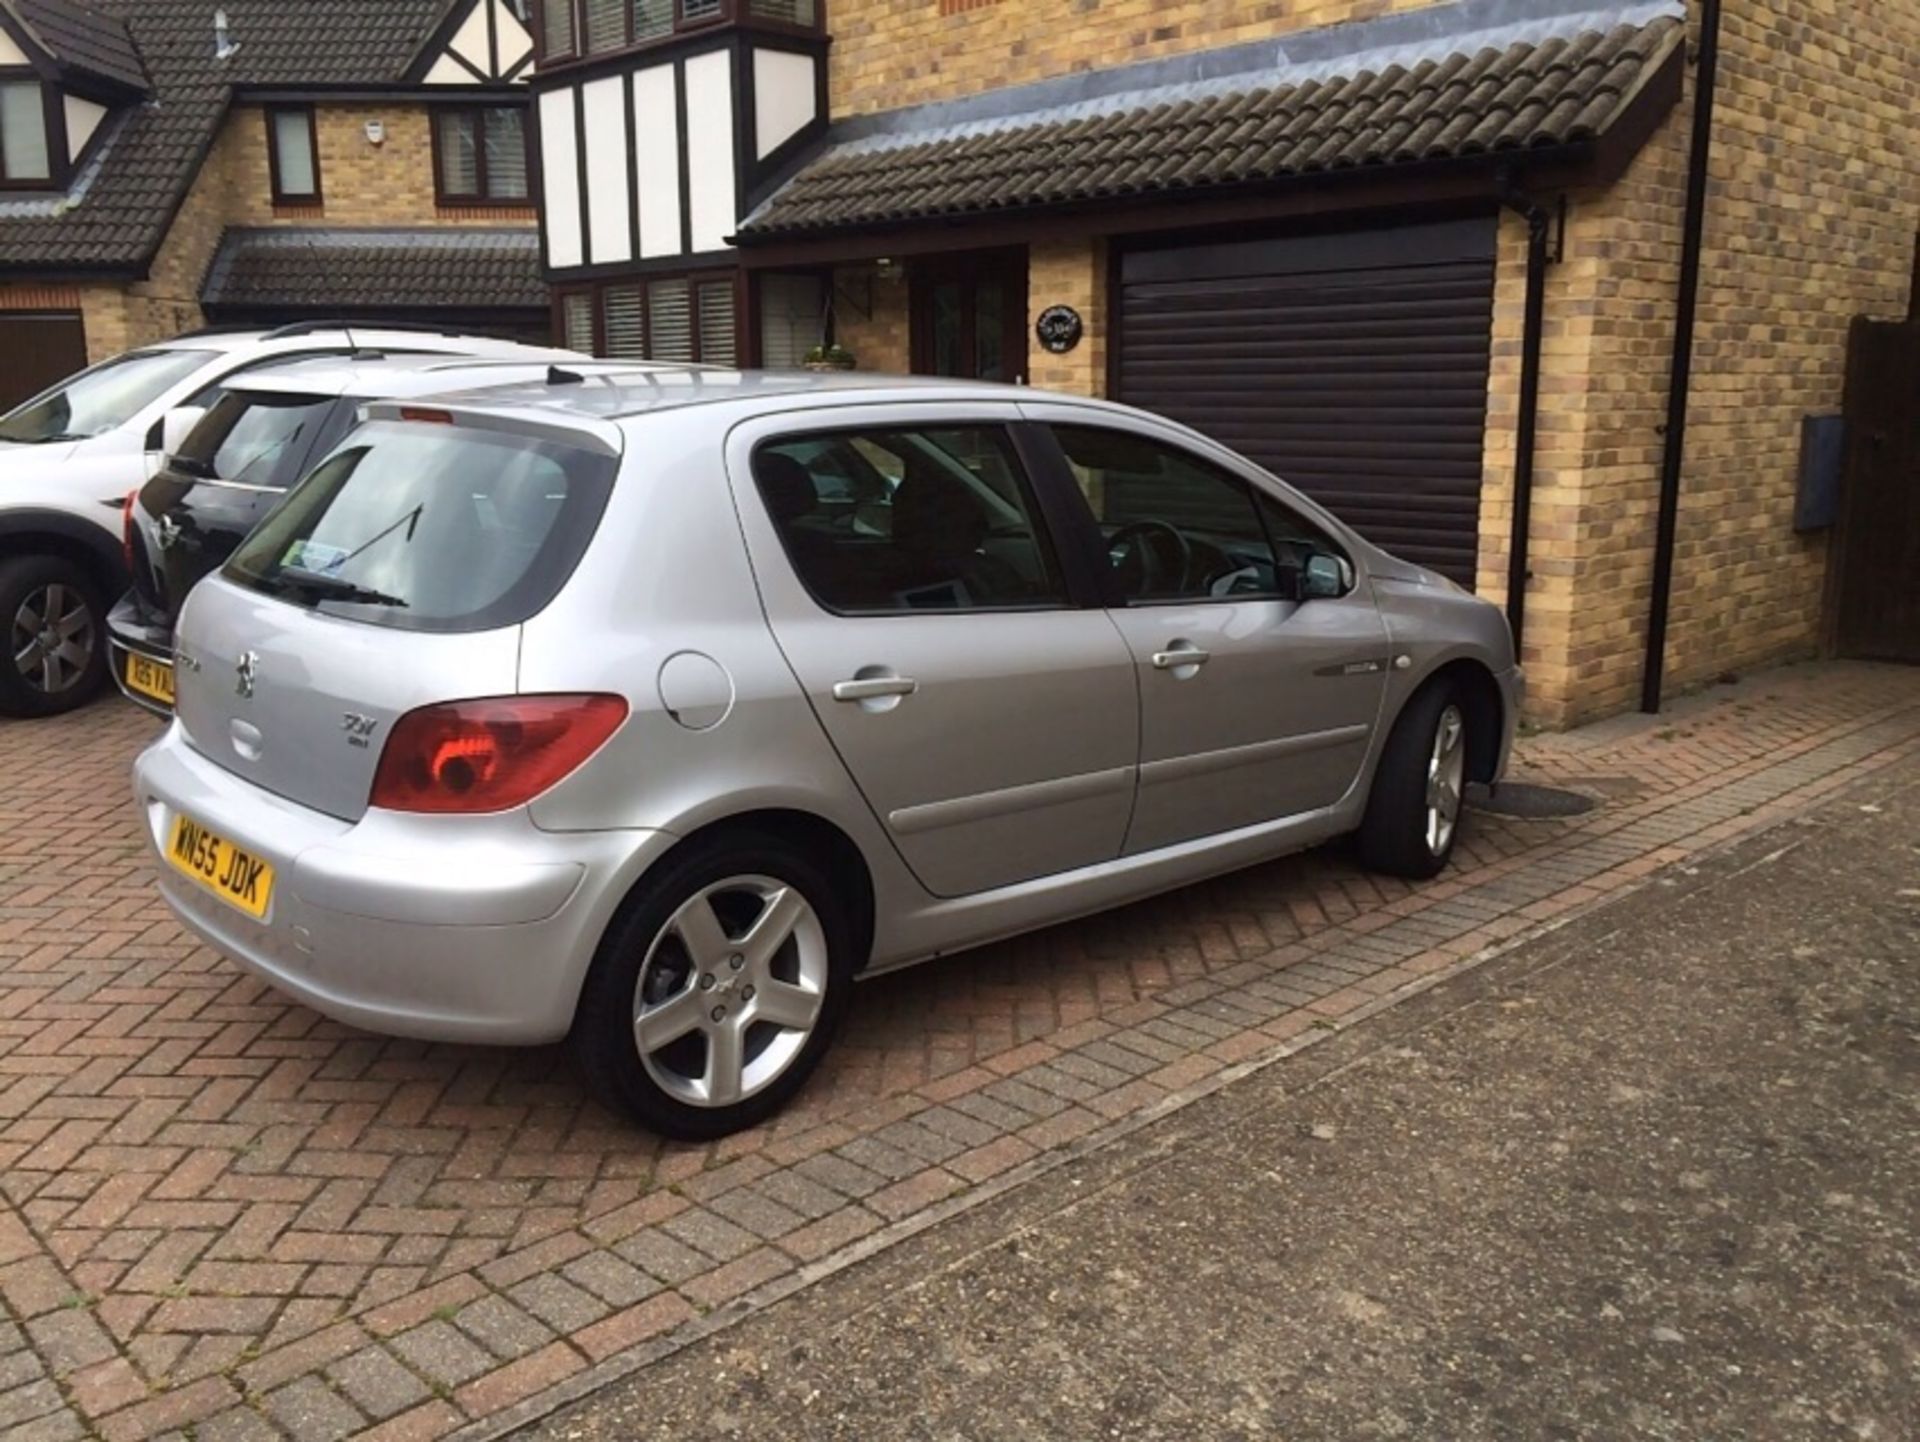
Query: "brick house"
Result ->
[[526, 0, 1919, 725], [0, 0, 550, 411]]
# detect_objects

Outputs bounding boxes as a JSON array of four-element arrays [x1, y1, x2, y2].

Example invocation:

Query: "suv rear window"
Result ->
[[177, 391, 337, 491], [224, 420, 615, 633]]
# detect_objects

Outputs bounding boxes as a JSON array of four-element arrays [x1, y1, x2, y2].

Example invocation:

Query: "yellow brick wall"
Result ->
[[1517, 0, 1920, 725], [82, 103, 534, 361], [831, 263, 912, 372], [828, 0, 1441, 116], [1026, 237, 1106, 395]]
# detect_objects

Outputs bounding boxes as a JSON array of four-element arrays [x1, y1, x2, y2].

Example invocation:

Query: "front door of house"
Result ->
[[912, 250, 1028, 384]]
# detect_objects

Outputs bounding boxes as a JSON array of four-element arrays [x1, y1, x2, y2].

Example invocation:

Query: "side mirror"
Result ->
[[158, 405, 207, 458], [1303, 552, 1349, 600]]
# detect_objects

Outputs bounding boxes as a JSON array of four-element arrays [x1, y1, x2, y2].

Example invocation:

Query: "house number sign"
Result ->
[[1035, 305, 1084, 355]]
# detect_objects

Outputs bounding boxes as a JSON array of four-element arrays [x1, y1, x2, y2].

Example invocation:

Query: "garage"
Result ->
[[1114, 216, 1499, 587], [0, 314, 89, 414]]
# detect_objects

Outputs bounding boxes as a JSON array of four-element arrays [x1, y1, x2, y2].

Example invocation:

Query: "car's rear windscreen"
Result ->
[[224, 419, 615, 633], [175, 391, 336, 491]]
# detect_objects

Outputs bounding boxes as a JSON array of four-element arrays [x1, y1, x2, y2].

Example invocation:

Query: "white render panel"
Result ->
[[540, 86, 583, 268], [582, 77, 633, 265], [0, 28, 27, 65], [752, 47, 815, 160], [493, 0, 534, 73], [683, 50, 736, 254], [633, 64, 681, 259], [447, 0, 492, 71], [422, 53, 475, 84], [63, 92, 106, 160]]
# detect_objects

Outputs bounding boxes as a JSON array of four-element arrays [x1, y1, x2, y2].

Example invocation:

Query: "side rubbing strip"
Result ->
[[1139, 724, 1371, 788], [889, 766, 1135, 837]]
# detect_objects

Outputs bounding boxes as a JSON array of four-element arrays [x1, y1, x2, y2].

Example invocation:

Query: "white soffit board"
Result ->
[[494, 0, 535, 73], [63, 93, 106, 160], [752, 47, 815, 160], [540, 86, 583, 267], [683, 50, 736, 253], [582, 76, 633, 265], [633, 64, 681, 258]]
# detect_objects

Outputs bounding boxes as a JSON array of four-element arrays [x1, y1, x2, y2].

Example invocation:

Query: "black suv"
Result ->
[[111, 352, 600, 713]]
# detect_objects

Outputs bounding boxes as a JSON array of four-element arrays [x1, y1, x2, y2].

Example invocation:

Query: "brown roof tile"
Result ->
[[739, 15, 1684, 240]]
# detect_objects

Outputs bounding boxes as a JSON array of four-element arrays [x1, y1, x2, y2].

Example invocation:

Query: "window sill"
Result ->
[[436, 202, 537, 219], [272, 202, 324, 219]]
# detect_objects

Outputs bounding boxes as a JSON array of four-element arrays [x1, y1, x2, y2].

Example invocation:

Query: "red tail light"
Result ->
[[122, 488, 140, 575], [370, 694, 628, 814]]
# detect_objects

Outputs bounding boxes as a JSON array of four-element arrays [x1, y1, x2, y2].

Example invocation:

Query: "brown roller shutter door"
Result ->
[[1115, 216, 1498, 586]]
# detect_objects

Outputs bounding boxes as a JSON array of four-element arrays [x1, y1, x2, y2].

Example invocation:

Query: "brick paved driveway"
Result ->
[[3, 662, 1917, 1442]]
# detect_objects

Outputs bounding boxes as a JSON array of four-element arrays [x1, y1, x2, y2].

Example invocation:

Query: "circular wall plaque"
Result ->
[[1035, 305, 1084, 355]]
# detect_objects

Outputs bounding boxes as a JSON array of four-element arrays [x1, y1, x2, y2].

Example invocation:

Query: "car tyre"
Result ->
[[0, 555, 109, 719], [1356, 680, 1468, 881], [572, 832, 855, 1140]]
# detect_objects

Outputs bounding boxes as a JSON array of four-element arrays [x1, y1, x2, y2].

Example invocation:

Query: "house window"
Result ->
[[0, 79, 52, 184], [435, 106, 529, 204], [266, 105, 320, 204], [559, 275, 738, 363], [541, 0, 576, 56], [539, 0, 816, 63]]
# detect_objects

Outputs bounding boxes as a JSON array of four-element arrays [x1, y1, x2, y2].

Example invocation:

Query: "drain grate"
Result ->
[[1466, 782, 1598, 819]]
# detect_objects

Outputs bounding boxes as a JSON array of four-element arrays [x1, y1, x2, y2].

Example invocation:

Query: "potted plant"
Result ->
[[803, 342, 857, 372]]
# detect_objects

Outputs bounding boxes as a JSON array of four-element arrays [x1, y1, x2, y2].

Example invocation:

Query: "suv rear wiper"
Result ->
[[276, 567, 409, 608]]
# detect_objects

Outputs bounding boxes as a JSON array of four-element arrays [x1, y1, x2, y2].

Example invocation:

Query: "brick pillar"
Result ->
[[1027, 237, 1106, 396]]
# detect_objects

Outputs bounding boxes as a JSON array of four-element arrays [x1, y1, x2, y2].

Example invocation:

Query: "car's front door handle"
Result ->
[[832, 676, 920, 702], [1151, 647, 1212, 670]]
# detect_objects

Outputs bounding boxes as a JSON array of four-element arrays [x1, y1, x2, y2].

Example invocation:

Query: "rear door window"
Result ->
[[753, 425, 1067, 613], [177, 392, 338, 491], [224, 419, 615, 633]]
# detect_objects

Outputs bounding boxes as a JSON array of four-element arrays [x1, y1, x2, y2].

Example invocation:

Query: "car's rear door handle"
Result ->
[[1152, 647, 1211, 670], [832, 676, 919, 702]]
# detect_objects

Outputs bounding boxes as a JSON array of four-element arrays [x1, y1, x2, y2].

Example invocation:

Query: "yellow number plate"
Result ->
[[166, 813, 274, 919], [125, 652, 176, 707]]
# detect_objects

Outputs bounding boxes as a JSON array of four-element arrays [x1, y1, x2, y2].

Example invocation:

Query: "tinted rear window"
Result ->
[[224, 420, 616, 633], [177, 391, 336, 491]]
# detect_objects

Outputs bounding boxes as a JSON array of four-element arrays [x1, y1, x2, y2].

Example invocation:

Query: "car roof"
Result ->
[[221, 351, 621, 402], [400, 368, 1092, 435]]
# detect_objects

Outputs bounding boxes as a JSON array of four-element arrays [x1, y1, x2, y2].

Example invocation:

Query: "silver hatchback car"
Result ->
[[134, 370, 1520, 1138]]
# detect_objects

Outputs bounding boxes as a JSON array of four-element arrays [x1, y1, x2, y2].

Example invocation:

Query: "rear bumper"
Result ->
[[107, 593, 174, 718], [132, 724, 676, 1045]]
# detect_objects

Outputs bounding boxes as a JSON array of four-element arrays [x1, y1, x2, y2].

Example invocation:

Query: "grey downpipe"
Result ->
[[1642, 0, 1722, 713]]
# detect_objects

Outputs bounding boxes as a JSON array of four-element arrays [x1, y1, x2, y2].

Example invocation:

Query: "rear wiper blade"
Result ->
[[276, 567, 409, 608]]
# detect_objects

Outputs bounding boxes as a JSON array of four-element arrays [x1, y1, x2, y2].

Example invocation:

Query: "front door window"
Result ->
[[913, 254, 1027, 384]]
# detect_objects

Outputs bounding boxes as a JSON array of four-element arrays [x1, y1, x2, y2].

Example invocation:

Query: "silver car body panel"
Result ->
[[134, 372, 1520, 1045]]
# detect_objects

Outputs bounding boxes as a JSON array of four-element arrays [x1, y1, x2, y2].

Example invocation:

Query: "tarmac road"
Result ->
[[525, 754, 1920, 1441]]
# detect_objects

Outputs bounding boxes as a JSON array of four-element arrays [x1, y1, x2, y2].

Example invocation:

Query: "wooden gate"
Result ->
[[1830, 313, 1920, 662]]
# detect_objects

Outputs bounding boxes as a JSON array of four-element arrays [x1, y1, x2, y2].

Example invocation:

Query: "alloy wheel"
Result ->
[[11, 583, 94, 697], [632, 874, 828, 1109], [1426, 703, 1467, 856]]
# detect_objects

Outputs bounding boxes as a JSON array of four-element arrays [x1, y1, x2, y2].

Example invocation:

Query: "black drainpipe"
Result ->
[[1499, 182, 1552, 654], [1642, 0, 1723, 713]]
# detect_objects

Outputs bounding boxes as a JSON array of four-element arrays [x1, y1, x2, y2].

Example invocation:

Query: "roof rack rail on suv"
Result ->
[[261, 320, 487, 342]]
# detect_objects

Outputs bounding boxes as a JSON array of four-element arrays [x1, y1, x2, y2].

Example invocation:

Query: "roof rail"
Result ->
[[260, 319, 495, 341]]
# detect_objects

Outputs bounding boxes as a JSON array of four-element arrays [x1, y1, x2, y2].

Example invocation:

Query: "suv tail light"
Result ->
[[370, 695, 628, 814], [122, 488, 140, 575]]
